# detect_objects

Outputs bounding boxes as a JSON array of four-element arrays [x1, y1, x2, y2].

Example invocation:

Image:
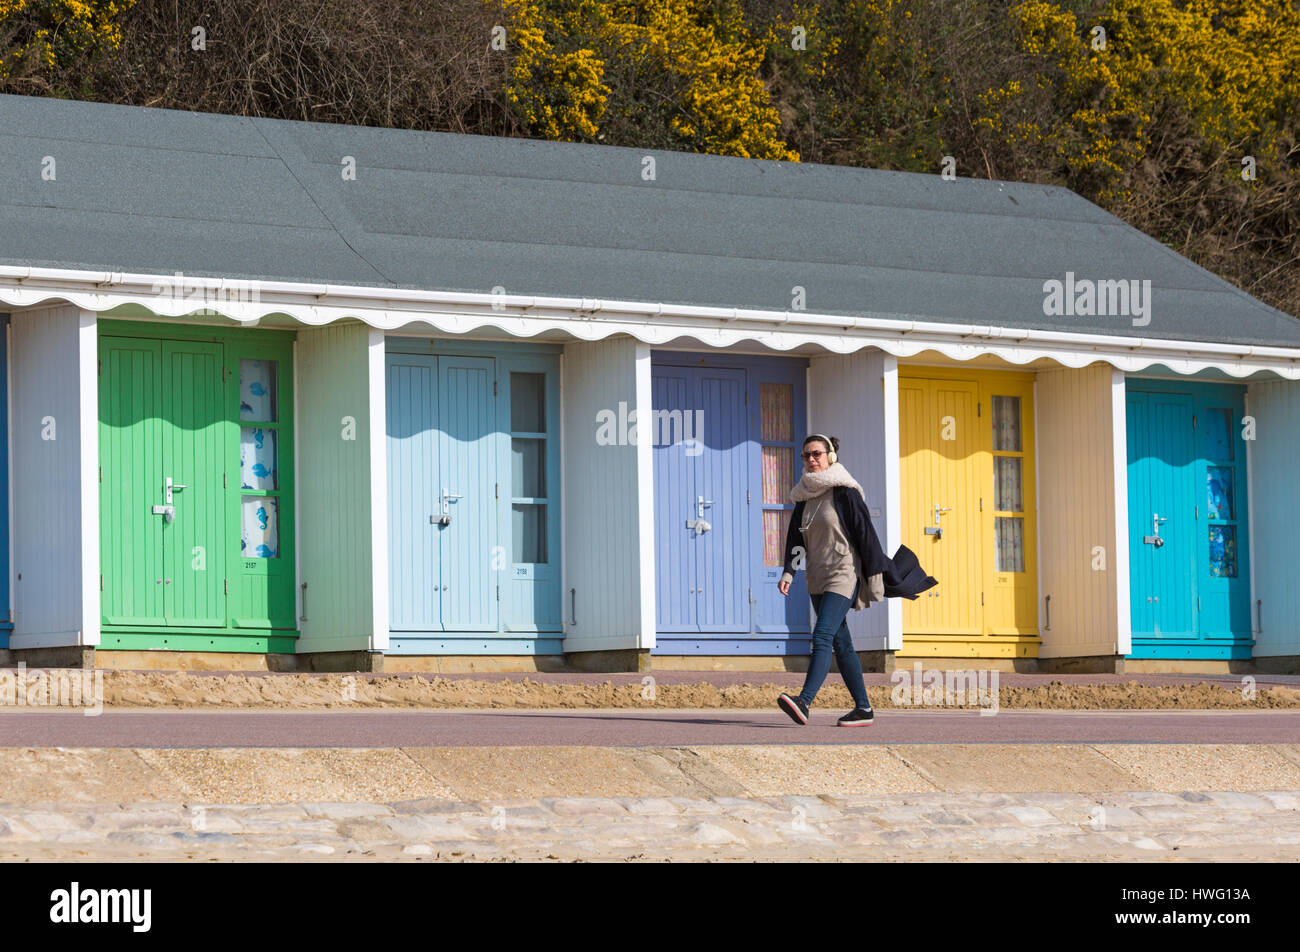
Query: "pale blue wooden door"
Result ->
[[1128, 390, 1198, 639], [438, 356, 499, 632], [386, 354, 440, 631], [652, 368, 698, 632], [694, 368, 749, 632]]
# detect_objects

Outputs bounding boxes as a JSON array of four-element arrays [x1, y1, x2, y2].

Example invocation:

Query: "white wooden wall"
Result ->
[[294, 323, 389, 653], [1035, 364, 1128, 658], [561, 337, 654, 652], [807, 350, 900, 651], [9, 305, 99, 647], [1245, 377, 1300, 658]]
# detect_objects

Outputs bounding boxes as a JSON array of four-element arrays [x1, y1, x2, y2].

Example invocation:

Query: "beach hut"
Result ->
[[1, 92, 1297, 673]]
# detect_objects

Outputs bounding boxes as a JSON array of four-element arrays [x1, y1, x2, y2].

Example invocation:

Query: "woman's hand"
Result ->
[[778, 578, 791, 596]]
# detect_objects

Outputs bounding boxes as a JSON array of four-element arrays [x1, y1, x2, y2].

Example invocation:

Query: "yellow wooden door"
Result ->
[[900, 377, 982, 635]]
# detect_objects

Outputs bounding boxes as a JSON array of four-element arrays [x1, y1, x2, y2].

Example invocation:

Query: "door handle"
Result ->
[[1144, 512, 1168, 546], [163, 476, 189, 504], [697, 496, 714, 519], [933, 504, 952, 523], [442, 488, 464, 514]]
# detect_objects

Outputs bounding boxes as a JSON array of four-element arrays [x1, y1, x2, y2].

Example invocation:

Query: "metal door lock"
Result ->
[[152, 505, 175, 522], [431, 514, 452, 526], [1143, 512, 1169, 547], [924, 526, 942, 539]]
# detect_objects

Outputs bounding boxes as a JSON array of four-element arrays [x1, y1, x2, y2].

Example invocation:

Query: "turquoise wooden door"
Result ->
[[1127, 390, 1197, 640], [386, 353, 499, 634], [1126, 381, 1251, 658], [0, 316, 9, 637]]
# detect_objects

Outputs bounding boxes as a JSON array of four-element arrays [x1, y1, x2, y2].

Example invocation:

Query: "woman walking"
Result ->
[[777, 434, 937, 726]]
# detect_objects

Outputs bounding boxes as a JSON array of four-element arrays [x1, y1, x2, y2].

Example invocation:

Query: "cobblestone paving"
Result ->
[[4, 791, 1298, 861]]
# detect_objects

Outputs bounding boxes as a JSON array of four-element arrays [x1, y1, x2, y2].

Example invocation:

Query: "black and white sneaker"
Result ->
[[778, 693, 809, 725], [837, 707, 875, 726]]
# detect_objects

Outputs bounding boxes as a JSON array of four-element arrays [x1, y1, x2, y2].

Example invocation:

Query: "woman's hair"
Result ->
[[803, 434, 839, 455]]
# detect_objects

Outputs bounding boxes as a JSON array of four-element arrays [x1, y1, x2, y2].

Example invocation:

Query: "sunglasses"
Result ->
[[801, 450, 826, 460]]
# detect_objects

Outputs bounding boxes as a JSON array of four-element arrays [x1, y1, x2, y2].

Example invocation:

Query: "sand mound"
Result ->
[[94, 672, 1300, 711]]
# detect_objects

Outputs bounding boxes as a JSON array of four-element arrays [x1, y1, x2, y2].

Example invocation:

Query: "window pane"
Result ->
[[994, 456, 1022, 512], [241, 497, 279, 559], [1204, 408, 1233, 461], [1206, 466, 1234, 520], [760, 383, 793, 442], [992, 395, 1021, 452], [1209, 525, 1237, 578], [764, 510, 790, 567], [762, 446, 793, 504], [511, 373, 545, 432], [995, 516, 1024, 572], [240, 427, 278, 491], [512, 504, 547, 563], [239, 359, 277, 421], [512, 438, 545, 498]]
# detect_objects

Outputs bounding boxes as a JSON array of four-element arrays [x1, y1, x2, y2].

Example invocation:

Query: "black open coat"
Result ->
[[781, 486, 938, 601]]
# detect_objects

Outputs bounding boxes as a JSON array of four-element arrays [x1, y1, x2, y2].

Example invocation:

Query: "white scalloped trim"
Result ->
[[2, 282, 1297, 381]]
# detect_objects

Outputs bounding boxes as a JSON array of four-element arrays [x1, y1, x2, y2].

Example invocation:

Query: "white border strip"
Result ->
[[3, 266, 1300, 379]]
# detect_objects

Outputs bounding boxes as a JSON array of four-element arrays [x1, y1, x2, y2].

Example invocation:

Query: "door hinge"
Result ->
[[981, 592, 985, 606], [493, 380, 498, 396], [100, 574, 103, 591], [495, 483, 499, 500], [223, 472, 227, 489], [745, 390, 749, 406], [98, 466, 102, 484], [748, 586, 753, 604], [1197, 596, 1201, 611], [1195, 504, 1198, 520], [496, 585, 500, 602], [97, 359, 102, 376], [224, 578, 229, 595], [979, 496, 983, 512], [1192, 415, 1197, 430], [746, 489, 751, 505], [977, 401, 981, 417]]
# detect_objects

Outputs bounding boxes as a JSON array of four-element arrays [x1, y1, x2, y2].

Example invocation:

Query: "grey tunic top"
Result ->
[[797, 490, 863, 598]]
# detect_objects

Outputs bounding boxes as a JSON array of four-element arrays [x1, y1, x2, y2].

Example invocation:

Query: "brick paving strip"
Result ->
[[3, 744, 1300, 861]]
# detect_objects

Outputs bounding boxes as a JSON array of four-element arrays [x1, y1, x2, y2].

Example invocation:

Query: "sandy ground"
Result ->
[[3, 746, 1299, 862], [73, 671, 1300, 710]]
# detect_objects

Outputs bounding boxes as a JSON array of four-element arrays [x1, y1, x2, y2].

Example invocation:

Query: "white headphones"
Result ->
[[808, 433, 837, 465]]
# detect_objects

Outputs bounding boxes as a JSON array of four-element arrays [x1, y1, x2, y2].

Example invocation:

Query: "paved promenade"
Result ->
[[2, 742, 1299, 861]]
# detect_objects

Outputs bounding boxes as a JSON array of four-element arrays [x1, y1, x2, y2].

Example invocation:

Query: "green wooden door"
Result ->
[[101, 338, 226, 627], [100, 337, 166, 626], [161, 341, 226, 626]]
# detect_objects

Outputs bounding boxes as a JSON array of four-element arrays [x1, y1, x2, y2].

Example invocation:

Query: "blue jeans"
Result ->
[[797, 584, 870, 710]]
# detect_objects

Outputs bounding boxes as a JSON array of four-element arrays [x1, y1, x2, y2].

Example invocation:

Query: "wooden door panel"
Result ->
[[161, 340, 226, 627], [99, 337, 166, 626]]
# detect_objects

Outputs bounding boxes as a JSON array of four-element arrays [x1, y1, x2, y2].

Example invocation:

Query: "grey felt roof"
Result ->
[[1, 92, 1297, 346]]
